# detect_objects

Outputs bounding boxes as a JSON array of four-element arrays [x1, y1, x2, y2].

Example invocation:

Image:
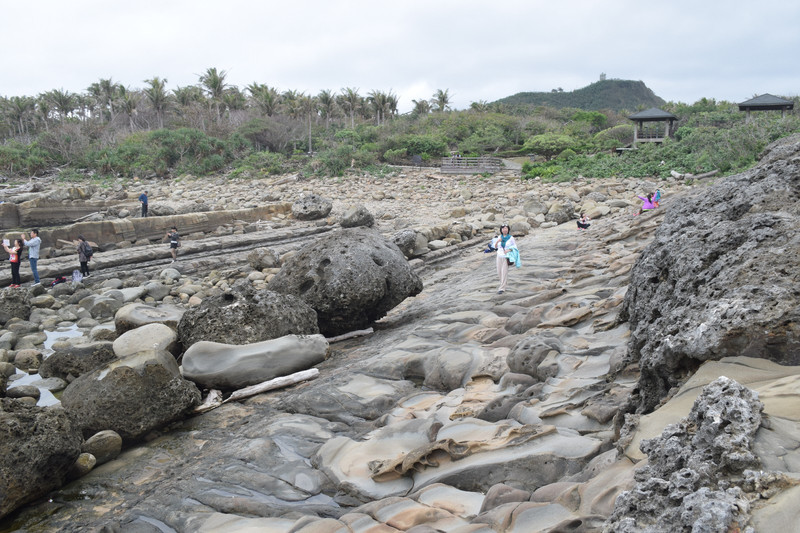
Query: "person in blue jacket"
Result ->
[[139, 191, 149, 217]]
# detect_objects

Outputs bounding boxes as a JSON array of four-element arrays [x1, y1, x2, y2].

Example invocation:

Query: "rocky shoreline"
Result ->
[[2, 143, 800, 531]]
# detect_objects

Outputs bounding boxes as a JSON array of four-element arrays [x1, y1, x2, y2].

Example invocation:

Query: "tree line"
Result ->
[[1, 68, 798, 182]]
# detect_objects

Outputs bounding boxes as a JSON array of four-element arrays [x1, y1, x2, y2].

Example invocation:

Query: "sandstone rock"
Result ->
[[292, 193, 332, 220], [247, 248, 280, 270], [82, 430, 123, 466], [61, 349, 201, 441], [13, 349, 43, 371], [0, 398, 82, 519], [78, 294, 123, 320], [112, 323, 179, 358], [177, 283, 319, 348], [268, 227, 423, 336], [182, 334, 328, 390]]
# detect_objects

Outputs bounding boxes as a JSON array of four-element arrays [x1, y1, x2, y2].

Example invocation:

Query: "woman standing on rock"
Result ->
[[77, 235, 91, 278], [491, 224, 516, 294], [3, 238, 23, 287]]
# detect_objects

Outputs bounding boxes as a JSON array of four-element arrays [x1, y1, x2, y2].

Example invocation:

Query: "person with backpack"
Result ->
[[77, 235, 92, 278], [3, 238, 23, 288]]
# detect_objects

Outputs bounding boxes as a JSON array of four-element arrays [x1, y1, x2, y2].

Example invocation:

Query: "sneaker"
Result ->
[[170, 259, 175, 263], [497, 290, 504, 294]]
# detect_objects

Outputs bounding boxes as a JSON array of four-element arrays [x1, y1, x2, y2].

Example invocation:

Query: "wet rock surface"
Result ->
[[1, 156, 800, 531]]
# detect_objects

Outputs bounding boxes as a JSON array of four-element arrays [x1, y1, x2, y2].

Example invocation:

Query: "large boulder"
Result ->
[[267, 227, 423, 336], [0, 398, 82, 519], [292, 193, 332, 220], [114, 303, 185, 336], [620, 134, 800, 413], [38, 341, 117, 380], [182, 334, 329, 390], [61, 349, 201, 441], [177, 283, 319, 348], [0, 288, 31, 325]]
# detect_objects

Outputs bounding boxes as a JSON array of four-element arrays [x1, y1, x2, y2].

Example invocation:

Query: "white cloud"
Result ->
[[2, 0, 799, 111]]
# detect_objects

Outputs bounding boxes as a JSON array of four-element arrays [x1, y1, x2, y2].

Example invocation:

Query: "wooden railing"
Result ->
[[440, 156, 503, 174]]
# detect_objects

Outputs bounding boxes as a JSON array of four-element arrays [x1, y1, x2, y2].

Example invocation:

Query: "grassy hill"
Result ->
[[494, 79, 665, 112]]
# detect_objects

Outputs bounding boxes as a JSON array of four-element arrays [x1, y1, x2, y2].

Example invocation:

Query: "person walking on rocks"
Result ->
[[491, 224, 517, 294], [3, 238, 23, 288], [166, 226, 180, 263], [139, 190, 149, 217], [21, 229, 41, 284], [77, 235, 92, 278]]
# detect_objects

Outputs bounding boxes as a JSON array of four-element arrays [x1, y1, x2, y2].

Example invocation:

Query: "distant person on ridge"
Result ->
[[139, 190, 149, 217]]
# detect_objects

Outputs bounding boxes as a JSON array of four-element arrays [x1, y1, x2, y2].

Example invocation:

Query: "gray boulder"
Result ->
[[620, 134, 800, 412], [177, 283, 319, 348], [292, 193, 332, 220], [77, 294, 123, 320], [606, 377, 763, 532], [114, 303, 185, 336], [339, 204, 375, 228], [61, 349, 201, 441], [182, 334, 329, 390], [0, 398, 82, 519], [247, 248, 281, 270], [38, 341, 117, 380], [392, 229, 418, 258], [0, 288, 31, 325], [268, 227, 423, 336]]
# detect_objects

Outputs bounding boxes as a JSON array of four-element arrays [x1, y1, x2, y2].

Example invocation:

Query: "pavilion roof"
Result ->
[[738, 94, 794, 110], [628, 108, 678, 121]]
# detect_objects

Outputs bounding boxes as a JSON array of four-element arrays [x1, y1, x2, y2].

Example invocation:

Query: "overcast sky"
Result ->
[[3, 0, 799, 113]]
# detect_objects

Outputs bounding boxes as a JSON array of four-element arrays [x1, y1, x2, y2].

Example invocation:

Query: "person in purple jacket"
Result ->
[[637, 193, 656, 215]]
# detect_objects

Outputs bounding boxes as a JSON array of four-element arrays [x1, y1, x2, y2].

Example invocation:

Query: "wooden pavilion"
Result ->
[[627, 108, 678, 144], [738, 94, 794, 123]]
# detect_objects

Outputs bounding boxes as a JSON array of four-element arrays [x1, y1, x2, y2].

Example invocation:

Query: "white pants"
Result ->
[[496, 254, 509, 291]]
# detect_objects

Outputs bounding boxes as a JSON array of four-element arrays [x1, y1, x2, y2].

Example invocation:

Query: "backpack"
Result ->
[[82, 242, 94, 258], [50, 275, 67, 287]]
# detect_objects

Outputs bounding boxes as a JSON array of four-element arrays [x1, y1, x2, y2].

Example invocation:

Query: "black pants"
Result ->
[[142, 204, 148, 217], [80, 261, 90, 276], [10, 262, 20, 285], [577, 221, 590, 229]]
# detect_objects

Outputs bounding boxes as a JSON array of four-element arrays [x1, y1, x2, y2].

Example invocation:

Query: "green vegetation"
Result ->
[[1, 73, 798, 183]]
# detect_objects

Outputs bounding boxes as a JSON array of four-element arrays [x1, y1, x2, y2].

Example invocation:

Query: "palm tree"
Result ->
[[280, 89, 302, 120], [46, 89, 75, 121], [367, 89, 388, 125], [7, 96, 35, 135], [35, 98, 51, 132], [317, 89, 337, 129], [470, 100, 489, 113], [117, 87, 140, 131], [98, 78, 120, 123], [174, 85, 204, 107], [144, 77, 169, 128], [339, 87, 361, 129], [386, 91, 399, 120], [411, 98, 431, 118], [246, 83, 280, 116], [298, 93, 318, 153], [198, 67, 228, 122], [431, 88, 451, 112]]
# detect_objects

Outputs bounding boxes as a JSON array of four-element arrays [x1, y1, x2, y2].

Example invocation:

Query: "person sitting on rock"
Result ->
[[577, 213, 591, 230], [637, 193, 656, 215], [653, 189, 662, 208]]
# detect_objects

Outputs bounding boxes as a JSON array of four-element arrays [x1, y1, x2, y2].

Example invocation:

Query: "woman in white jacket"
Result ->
[[491, 224, 516, 294]]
